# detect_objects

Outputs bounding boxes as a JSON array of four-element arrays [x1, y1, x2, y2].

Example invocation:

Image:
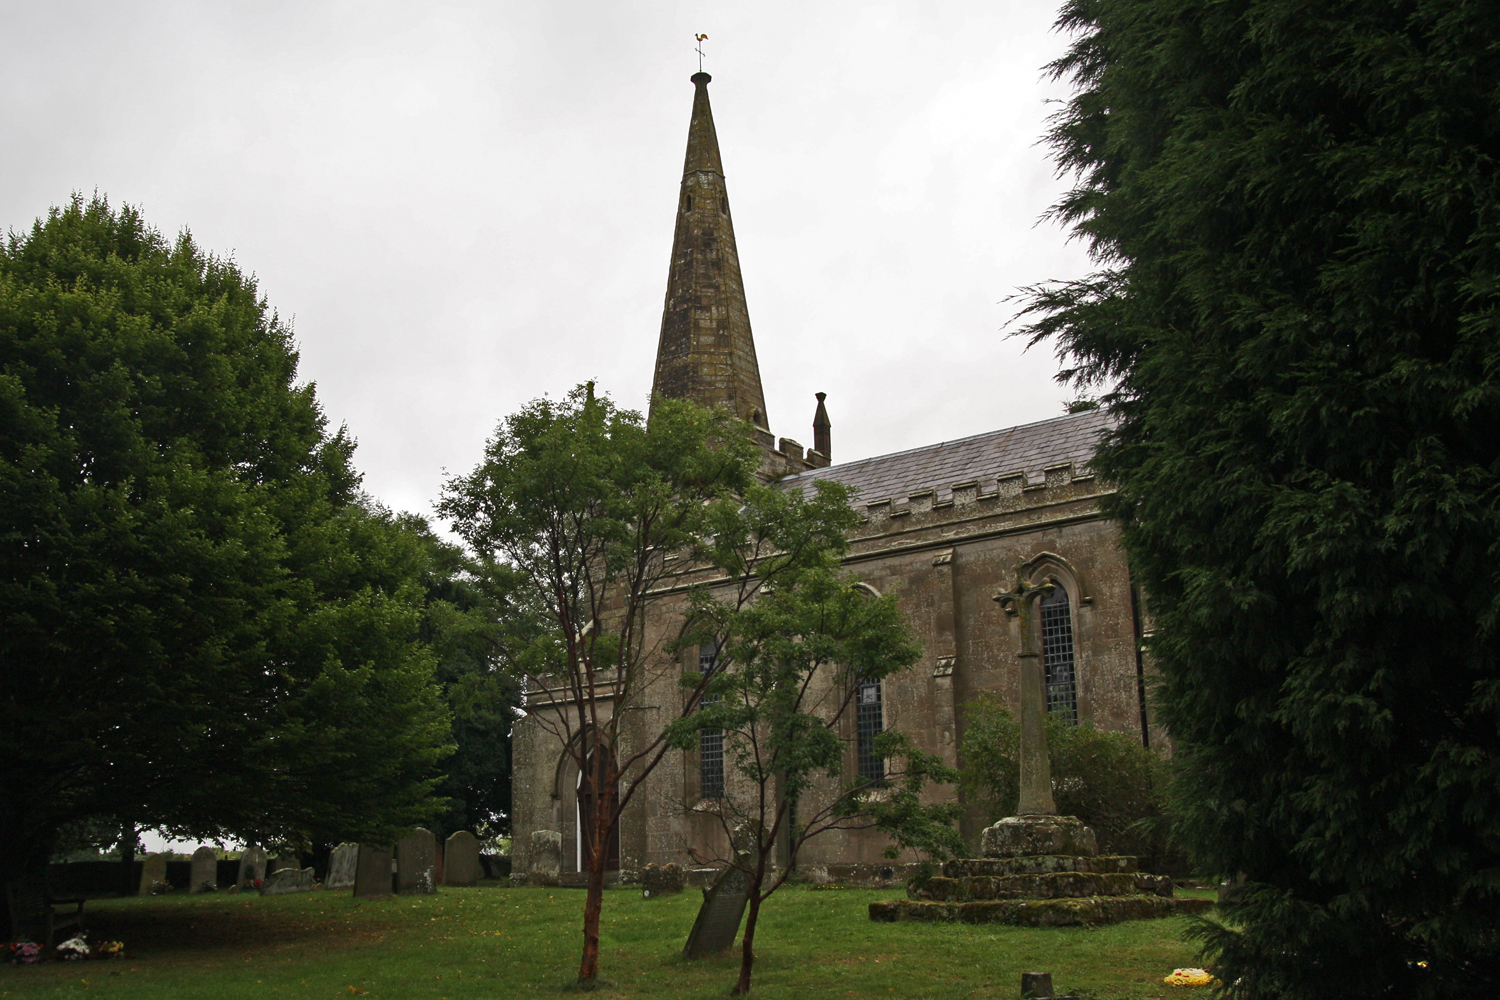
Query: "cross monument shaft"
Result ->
[[994, 569, 1057, 815]]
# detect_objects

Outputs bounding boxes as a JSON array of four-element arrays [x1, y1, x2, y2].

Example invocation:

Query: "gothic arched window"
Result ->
[[698, 640, 724, 799], [856, 677, 884, 785], [1040, 584, 1079, 726]]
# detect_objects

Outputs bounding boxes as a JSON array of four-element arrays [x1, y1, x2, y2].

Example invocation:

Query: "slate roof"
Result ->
[[780, 408, 1114, 506]]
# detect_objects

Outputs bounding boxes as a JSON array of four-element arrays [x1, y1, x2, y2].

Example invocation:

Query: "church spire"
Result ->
[[651, 72, 772, 440]]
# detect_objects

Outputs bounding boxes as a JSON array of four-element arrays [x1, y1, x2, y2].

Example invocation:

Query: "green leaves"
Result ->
[[857, 732, 966, 863], [439, 387, 763, 736], [1, 197, 452, 899], [958, 699, 1172, 864], [672, 479, 954, 856]]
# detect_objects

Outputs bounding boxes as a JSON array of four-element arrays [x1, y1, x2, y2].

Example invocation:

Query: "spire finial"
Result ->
[[694, 33, 708, 74]]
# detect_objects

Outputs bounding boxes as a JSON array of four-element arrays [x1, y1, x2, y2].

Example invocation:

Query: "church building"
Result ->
[[508, 72, 1151, 880]]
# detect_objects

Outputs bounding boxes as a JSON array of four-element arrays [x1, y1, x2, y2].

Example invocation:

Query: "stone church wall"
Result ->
[[508, 463, 1152, 878]]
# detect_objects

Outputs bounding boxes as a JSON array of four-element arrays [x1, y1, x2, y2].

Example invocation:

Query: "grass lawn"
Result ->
[[0, 884, 1216, 999]]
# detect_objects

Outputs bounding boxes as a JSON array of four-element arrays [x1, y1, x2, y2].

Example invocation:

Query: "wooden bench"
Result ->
[[45, 896, 86, 947], [3, 885, 86, 949]]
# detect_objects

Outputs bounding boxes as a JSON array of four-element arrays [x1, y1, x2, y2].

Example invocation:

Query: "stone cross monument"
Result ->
[[992, 565, 1058, 816]]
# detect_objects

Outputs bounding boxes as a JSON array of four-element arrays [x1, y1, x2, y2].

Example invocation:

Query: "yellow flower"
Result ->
[[1164, 968, 1216, 987]]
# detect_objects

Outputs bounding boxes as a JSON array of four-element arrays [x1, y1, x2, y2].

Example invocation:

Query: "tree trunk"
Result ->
[[119, 822, 137, 897], [733, 868, 767, 995], [576, 770, 617, 983], [577, 857, 605, 983], [1, 838, 50, 943], [576, 740, 619, 984]]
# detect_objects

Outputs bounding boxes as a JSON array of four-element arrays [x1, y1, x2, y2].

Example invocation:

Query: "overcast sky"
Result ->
[[2, 0, 1094, 527]]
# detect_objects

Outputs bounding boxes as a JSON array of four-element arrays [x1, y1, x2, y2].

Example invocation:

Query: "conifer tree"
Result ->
[[1023, 3, 1500, 997]]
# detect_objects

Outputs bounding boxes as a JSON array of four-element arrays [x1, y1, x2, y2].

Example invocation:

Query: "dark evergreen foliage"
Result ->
[[1022, 2, 1500, 996], [0, 198, 452, 934]]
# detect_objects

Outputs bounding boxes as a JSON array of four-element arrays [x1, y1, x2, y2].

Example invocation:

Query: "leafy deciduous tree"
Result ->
[[439, 386, 759, 985], [401, 515, 521, 841], [0, 196, 452, 936], [668, 480, 965, 996]]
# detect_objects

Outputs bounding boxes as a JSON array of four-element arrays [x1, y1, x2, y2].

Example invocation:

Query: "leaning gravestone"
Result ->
[[262, 867, 316, 894], [138, 853, 168, 896], [189, 846, 218, 893], [354, 844, 394, 898], [683, 860, 751, 958], [396, 829, 437, 894], [443, 831, 481, 887], [325, 843, 359, 890], [236, 846, 267, 888]]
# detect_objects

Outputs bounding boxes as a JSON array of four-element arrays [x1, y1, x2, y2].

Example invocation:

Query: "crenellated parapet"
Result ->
[[852, 461, 1107, 539]]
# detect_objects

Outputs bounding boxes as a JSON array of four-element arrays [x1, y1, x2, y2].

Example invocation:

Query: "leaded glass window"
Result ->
[[856, 678, 884, 785], [1040, 583, 1079, 725], [698, 640, 724, 798]]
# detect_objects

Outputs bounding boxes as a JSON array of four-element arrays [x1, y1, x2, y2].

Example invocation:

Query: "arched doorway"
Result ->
[[575, 742, 620, 872]]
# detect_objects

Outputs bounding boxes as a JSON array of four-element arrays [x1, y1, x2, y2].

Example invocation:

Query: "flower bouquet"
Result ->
[[6, 941, 41, 965], [56, 936, 90, 961], [1164, 968, 1215, 987], [92, 941, 125, 960]]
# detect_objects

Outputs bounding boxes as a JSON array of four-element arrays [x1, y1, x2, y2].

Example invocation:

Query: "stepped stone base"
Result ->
[[871, 816, 1205, 929], [943, 855, 1137, 878], [869, 895, 1212, 927], [910, 871, 1174, 902], [981, 815, 1098, 858]]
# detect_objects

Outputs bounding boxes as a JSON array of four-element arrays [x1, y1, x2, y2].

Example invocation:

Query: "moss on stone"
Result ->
[[941, 855, 1137, 879], [869, 895, 1212, 927]]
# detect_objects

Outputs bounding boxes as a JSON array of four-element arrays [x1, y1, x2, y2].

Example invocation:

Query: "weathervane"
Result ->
[[695, 33, 708, 73]]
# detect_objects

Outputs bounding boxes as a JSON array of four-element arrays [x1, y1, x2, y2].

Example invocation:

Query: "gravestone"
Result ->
[[1021, 972, 1055, 998], [642, 862, 685, 898], [138, 853, 168, 895], [353, 844, 394, 899], [682, 861, 750, 958], [443, 831, 480, 887], [272, 853, 301, 875], [189, 846, 217, 893], [325, 843, 359, 890], [529, 830, 562, 887], [236, 846, 267, 887], [480, 854, 512, 880], [1217, 872, 1246, 905], [396, 829, 437, 894], [262, 867, 316, 894]]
